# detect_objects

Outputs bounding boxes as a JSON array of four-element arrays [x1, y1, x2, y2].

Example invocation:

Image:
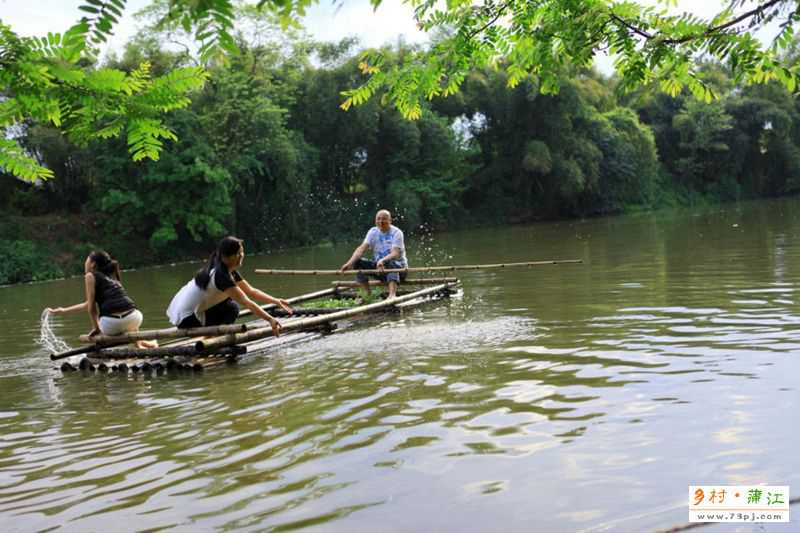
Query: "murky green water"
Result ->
[[1, 199, 799, 532]]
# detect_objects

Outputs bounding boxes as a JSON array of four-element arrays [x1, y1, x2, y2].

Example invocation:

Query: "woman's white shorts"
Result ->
[[99, 309, 143, 336]]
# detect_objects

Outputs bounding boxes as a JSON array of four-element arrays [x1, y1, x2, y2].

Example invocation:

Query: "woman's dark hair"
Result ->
[[90, 250, 121, 281], [194, 236, 243, 290]]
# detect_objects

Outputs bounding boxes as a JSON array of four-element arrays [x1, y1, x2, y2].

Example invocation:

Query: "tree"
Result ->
[[85, 22, 319, 253], [90, 108, 235, 253], [347, 0, 800, 118], [726, 82, 800, 196], [0, 17, 207, 181], [4, 0, 800, 182], [592, 107, 659, 210], [290, 41, 470, 234]]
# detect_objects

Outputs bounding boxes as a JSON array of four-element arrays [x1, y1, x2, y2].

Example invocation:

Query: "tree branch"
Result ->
[[663, 0, 786, 44], [609, 0, 786, 46], [609, 13, 654, 40], [465, 1, 513, 42]]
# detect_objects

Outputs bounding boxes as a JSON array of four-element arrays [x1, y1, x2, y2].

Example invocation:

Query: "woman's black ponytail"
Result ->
[[194, 250, 218, 290], [110, 260, 121, 281], [90, 251, 121, 281]]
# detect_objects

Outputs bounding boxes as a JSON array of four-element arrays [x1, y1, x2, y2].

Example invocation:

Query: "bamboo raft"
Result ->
[[52, 280, 460, 375]]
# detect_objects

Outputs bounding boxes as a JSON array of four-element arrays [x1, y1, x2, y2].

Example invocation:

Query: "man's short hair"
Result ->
[[376, 209, 392, 218]]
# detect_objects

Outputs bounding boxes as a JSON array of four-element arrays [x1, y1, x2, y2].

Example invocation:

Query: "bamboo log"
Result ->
[[335, 288, 449, 298], [332, 277, 458, 287], [51, 345, 97, 360], [92, 343, 247, 360], [50, 342, 127, 361], [54, 330, 197, 361], [255, 260, 582, 276], [196, 283, 454, 352], [96, 343, 197, 358], [196, 357, 232, 370], [238, 287, 338, 318], [78, 323, 248, 345], [215, 345, 247, 358], [269, 307, 352, 316]]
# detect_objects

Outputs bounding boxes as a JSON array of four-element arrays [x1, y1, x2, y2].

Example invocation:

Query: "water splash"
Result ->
[[414, 222, 455, 266], [279, 316, 537, 360], [256, 188, 380, 249], [36, 310, 71, 354]]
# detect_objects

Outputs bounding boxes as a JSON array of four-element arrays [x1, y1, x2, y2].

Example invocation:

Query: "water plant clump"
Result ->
[[304, 288, 384, 309], [304, 297, 359, 309]]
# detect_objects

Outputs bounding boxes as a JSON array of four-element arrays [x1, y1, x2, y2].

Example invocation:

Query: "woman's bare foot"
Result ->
[[136, 340, 158, 349]]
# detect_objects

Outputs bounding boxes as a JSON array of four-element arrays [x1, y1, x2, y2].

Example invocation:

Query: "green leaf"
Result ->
[[85, 68, 127, 92], [0, 138, 55, 181]]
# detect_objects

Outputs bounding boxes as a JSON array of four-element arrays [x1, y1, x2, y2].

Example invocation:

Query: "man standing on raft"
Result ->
[[340, 209, 408, 299]]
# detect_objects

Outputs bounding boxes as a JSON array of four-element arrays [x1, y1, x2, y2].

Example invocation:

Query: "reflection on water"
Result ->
[[0, 198, 799, 532]]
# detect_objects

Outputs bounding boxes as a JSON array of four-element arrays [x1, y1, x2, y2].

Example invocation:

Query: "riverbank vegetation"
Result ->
[[3, 7, 800, 284]]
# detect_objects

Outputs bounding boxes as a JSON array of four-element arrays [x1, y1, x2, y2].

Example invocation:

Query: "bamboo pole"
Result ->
[[196, 283, 454, 352], [100, 344, 196, 358], [50, 344, 116, 360], [73, 322, 321, 361], [90, 343, 248, 360], [53, 324, 208, 360], [255, 260, 582, 276], [77, 323, 248, 345], [332, 277, 458, 287], [335, 288, 452, 298], [238, 287, 338, 318], [270, 306, 361, 316]]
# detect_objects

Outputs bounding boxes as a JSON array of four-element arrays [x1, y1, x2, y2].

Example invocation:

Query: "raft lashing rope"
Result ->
[[37, 310, 71, 354]]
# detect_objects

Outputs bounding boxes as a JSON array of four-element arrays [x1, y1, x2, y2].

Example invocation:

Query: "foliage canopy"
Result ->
[[2, 0, 800, 180], [347, 0, 800, 118]]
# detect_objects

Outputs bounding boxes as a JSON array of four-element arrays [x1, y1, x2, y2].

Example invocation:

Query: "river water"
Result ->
[[1, 199, 798, 532]]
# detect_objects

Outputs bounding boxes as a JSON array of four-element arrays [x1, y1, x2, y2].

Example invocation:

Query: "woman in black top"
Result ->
[[166, 236, 293, 332], [46, 251, 157, 348]]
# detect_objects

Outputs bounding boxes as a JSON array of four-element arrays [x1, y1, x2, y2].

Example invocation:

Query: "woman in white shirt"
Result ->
[[167, 236, 292, 334]]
